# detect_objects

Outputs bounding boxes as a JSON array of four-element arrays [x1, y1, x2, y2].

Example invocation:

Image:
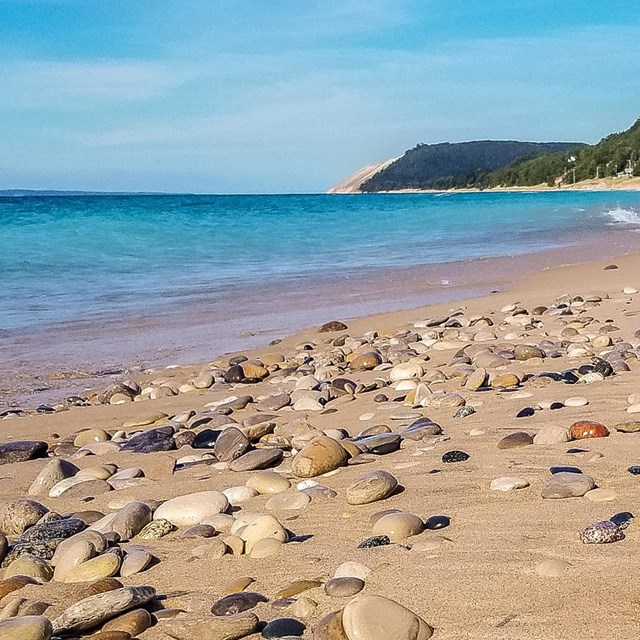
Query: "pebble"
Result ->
[[490, 477, 530, 492], [229, 449, 283, 472], [240, 515, 288, 553], [615, 420, 640, 433], [153, 491, 229, 527], [291, 436, 348, 477], [0, 441, 48, 465], [162, 612, 259, 640], [120, 549, 152, 577], [29, 459, 80, 496], [0, 499, 48, 536], [346, 470, 398, 505], [585, 488, 617, 502], [565, 396, 588, 407], [580, 521, 625, 544], [211, 591, 268, 616], [533, 425, 571, 445], [0, 616, 53, 640], [497, 432, 533, 449], [334, 561, 371, 580], [541, 472, 596, 499], [372, 512, 424, 541], [246, 471, 291, 494], [441, 450, 469, 463], [325, 577, 365, 597], [63, 553, 121, 583], [341, 594, 433, 640], [357, 535, 391, 548]]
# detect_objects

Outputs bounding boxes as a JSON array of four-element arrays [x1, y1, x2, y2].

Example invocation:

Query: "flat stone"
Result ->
[[214, 427, 251, 462], [261, 617, 306, 638], [580, 521, 625, 544], [224, 486, 259, 505], [565, 397, 588, 407], [324, 577, 365, 597], [346, 470, 398, 505], [490, 477, 529, 492], [342, 595, 433, 640], [211, 592, 268, 616], [585, 488, 617, 502], [29, 459, 80, 496], [355, 434, 401, 455], [63, 553, 121, 583], [497, 432, 533, 449], [162, 613, 259, 640], [153, 491, 229, 527], [0, 615, 53, 640], [0, 575, 41, 600], [102, 608, 152, 636], [465, 368, 487, 391], [246, 471, 291, 494], [121, 426, 175, 453], [334, 561, 371, 581], [0, 499, 49, 536], [0, 441, 48, 465], [229, 449, 283, 472], [541, 472, 596, 499], [266, 492, 310, 511], [615, 421, 640, 433], [50, 477, 112, 499], [120, 549, 152, 577]]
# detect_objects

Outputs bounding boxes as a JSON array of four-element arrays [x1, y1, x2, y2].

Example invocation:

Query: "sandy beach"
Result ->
[[2, 244, 640, 639]]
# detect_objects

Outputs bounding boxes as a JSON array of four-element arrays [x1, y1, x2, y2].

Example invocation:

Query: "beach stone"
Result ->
[[52, 585, 156, 633], [224, 577, 256, 594], [389, 363, 424, 382], [52, 530, 106, 564], [0, 615, 53, 640], [29, 459, 80, 496], [350, 352, 383, 371], [355, 434, 401, 455], [120, 549, 152, 577], [211, 592, 268, 616], [441, 450, 469, 463], [533, 425, 572, 445], [5, 556, 52, 581], [246, 472, 291, 494], [53, 540, 96, 581], [492, 373, 520, 389], [50, 477, 112, 499], [424, 515, 450, 530], [514, 344, 545, 360], [0, 499, 48, 536], [20, 517, 85, 546], [313, 610, 349, 640], [401, 419, 442, 440], [465, 368, 487, 391], [324, 577, 365, 598], [275, 579, 322, 599], [334, 561, 371, 581], [63, 553, 121, 583], [289, 596, 317, 619], [585, 488, 617, 502], [0, 441, 48, 465], [153, 491, 228, 527], [497, 432, 533, 449], [229, 449, 283, 472], [291, 436, 348, 478], [192, 538, 228, 559], [516, 407, 535, 418], [137, 519, 175, 539], [162, 613, 259, 640], [224, 486, 259, 505], [74, 429, 110, 447], [580, 521, 625, 544], [341, 594, 433, 640], [241, 362, 269, 381], [357, 535, 391, 548], [615, 420, 640, 433], [541, 472, 595, 499], [249, 537, 283, 558], [191, 429, 218, 449], [569, 420, 609, 439], [536, 559, 571, 577], [346, 470, 398, 505], [258, 394, 291, 412], [110, 502, 152, 541], [319, 320, 348, 332], [565, 397, 588, 407], [262, 617, 305, 638], [372, 512, 424, 542], [490, 477, 529, 492], [266, 492, 311, 511], [240, 515, 288, 553], [182, 524, 216, 538], [102, 608, 152, 636], [214, 427, 251, 462], [121, 426, 175, 453]]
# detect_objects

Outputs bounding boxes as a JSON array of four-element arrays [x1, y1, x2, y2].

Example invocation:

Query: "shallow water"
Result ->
[[2, 191, 640, 406]]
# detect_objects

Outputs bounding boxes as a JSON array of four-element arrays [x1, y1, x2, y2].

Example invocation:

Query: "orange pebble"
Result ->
[[569, 420, 609, 439]]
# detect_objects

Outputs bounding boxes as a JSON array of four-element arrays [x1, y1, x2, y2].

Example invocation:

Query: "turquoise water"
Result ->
[[1, 191, 640, 334]]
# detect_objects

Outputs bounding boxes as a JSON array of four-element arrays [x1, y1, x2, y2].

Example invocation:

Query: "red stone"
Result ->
[[569, 420, 609, 440]]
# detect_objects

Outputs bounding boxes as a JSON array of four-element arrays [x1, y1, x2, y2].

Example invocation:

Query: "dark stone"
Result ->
[[354, 434, 401, 455], [121, 426, 175, 453], [261, 618, 306, 638], [425, 515, 450, 530], [402, 419, 442, 440], [174, 430, 197, 448], [550, 466, 582, 474], [357, 535, 391, 548], [211, 592, 268, 616], [442, 450, 469, 463], [373, 393, 388, 403], [593, 359, 613, 377], [628, 466, 640, 475], [228, 355, 248, 366], [2, 539, 60, 566], [562, 371, 579, 384], [228, 448, 283, 472], [454, 405, 475, 418], [498, 432, 534, 450], [0, 440, 48, 465], [191, 429, 220, 449], [577, 365, 595, 375], [18, 517, 85, 544], [319, 320, 348, 333], [604, 264, 618, 270], [98, 382, 137, 404], [537, 372, 563, 382], [610, 512, 635, 529], [550, 402, 564, 410], [214, 427, 251, 462], [36, 404, 55, 414], [566, 448, 588, 454], [332, 378, 356, 393], [516, 407, 535, 418], [224, 365, 245, 383]]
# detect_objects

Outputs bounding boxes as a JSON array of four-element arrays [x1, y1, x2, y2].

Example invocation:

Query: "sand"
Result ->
[[3, 250, 640, 638]]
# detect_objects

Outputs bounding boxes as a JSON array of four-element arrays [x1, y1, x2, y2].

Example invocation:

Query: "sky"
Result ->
[[1, 0, 639, 193]]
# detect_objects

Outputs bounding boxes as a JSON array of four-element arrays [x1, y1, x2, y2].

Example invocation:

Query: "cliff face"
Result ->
[[328, 158, 399, 193]]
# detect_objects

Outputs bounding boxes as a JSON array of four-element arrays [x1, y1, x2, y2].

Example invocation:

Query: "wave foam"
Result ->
[[604, 207, 640, 224]]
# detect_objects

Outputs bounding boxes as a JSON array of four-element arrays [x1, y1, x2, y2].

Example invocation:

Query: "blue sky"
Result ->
[[1, 0, 639, 193]]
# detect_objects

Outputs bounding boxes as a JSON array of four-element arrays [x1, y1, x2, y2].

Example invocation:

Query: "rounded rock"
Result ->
[[346, 470, 398, 506]]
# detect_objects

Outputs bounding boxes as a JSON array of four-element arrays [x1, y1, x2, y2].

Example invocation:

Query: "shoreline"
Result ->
[[5, 225, 640, 410]]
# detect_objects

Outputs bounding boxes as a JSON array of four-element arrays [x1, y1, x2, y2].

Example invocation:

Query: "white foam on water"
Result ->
[[603, 207, 640, 225]]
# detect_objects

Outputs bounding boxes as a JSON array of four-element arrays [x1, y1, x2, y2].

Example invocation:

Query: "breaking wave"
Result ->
[[603, 207, 640, 225]]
